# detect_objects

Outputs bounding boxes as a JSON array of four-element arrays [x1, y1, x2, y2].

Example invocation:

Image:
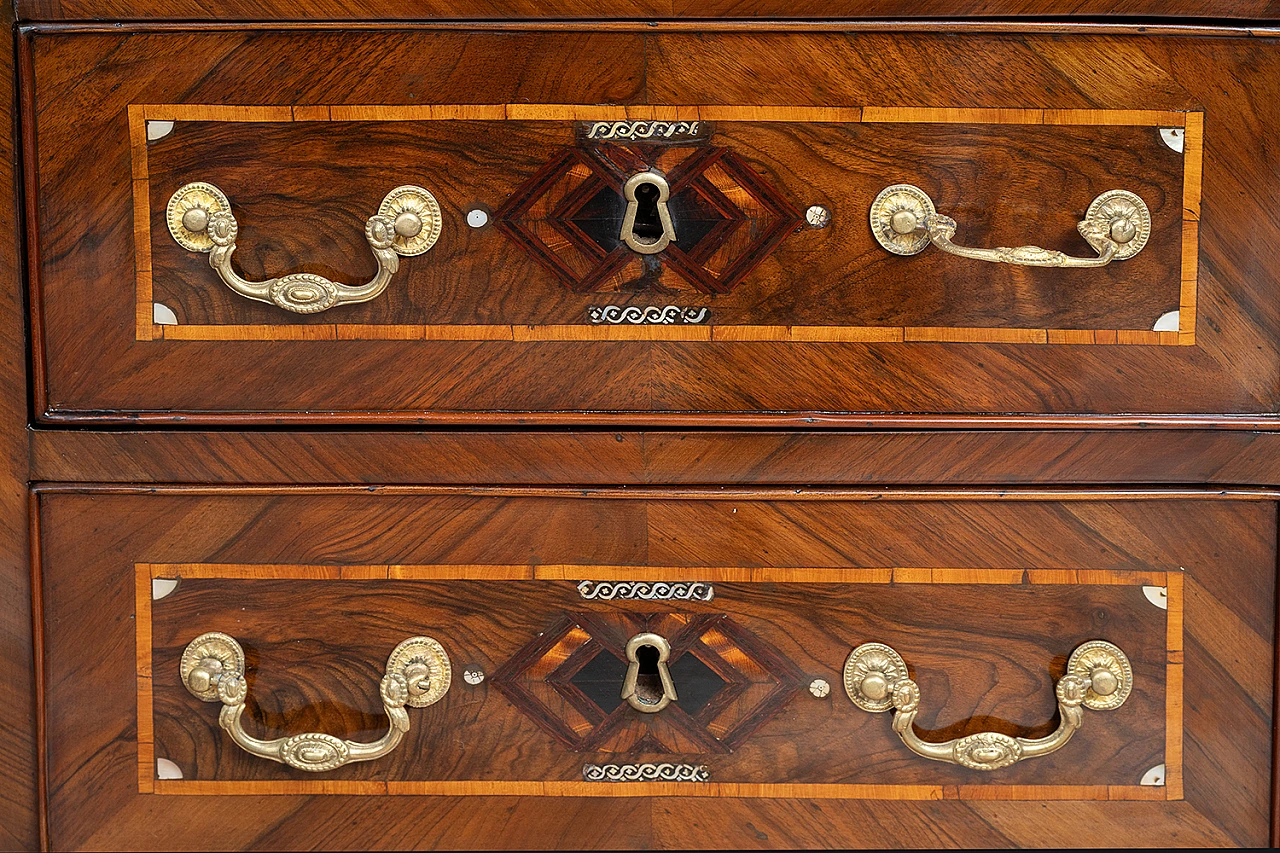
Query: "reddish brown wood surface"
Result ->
[[141, 117, 1185, 334], [25, 29, 1280, 422], [26, 428, 1280, 486], [149, 575, 1167, 787], [0, 4, 39, 850], [35, 488, 1274, 848], [12, 0, 1280, 24]]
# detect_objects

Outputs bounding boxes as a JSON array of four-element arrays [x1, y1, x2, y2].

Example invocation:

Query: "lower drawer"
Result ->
[[36, 488, 1275, 848]]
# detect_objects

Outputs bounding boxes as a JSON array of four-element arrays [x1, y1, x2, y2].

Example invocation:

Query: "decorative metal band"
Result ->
[[584, 120, 706, 141], [582, 763, 710, 783], [577, 580, 714, 602], [587, 306, 710, 325]]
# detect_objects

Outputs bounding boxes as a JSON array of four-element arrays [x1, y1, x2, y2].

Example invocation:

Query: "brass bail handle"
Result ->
[[843, 640, 1132, 770], [166, 182, 442, 314], [180, 632, 451, 772], [870, 184, 1151, 268], [621, 632, 679, 713]]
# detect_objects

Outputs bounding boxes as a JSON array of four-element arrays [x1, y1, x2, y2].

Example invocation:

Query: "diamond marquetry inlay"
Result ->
[[494, 144, 804, 294], [490, 612, 804, 754]]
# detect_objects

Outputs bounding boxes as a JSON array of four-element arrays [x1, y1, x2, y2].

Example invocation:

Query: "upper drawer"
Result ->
[[24, 28, 1280, 424]]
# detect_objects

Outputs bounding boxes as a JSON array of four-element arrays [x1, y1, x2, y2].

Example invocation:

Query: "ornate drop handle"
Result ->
[[180, 632, 451, 772], [870, 184, 1151, 268], [166, 183, 441, 314], [843, 640, 1131, 770]]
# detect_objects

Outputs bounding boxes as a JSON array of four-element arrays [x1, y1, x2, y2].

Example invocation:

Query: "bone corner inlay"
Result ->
[[151, 577, 180, 601], [1159, 127, 1185, 153], [1142, 585, 1169, 610], [1140, 764, 1167, 786], [155, 758, 184, 780], [581, 120, 708, 142], [577, 580, 714, 601], [587, 306, 710, 325], [1153, 310, 1179, 332], [146, 120, 175, 142], [152, 302, 178, 326], [582, 763, 710, 783]]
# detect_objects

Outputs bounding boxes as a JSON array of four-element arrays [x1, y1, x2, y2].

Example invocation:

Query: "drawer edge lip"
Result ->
[[28, 482, 1280, 500], [31, 410, 1280, 430], [15, 20, 1280, 38]]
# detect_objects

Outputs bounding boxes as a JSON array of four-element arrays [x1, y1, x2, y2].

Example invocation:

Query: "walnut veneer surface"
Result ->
[[7, 3, 1280, 852]]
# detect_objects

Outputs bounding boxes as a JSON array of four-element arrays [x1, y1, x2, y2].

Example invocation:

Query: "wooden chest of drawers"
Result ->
[[4, 4, 1280, 851]]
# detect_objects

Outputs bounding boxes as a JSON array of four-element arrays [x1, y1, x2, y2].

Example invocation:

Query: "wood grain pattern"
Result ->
[[136, 563, 1180, 795], [34, 488, 1273, 847], [0, 4, 38, 850], [30, 428, 1280, 487], [26, 29, 1279, 423], [130, 104, 1192, 344], [13, 1, 1280, 24]]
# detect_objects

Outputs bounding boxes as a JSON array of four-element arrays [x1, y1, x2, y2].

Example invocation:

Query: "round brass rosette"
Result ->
[[869, 184, 935, 256], [167, 182, 232, 253], [843, 642, 910, 713], [180, 631, 245, 702], [378, 185, 443, 257], [1084, 189, 1152, 260], [1067, 639, 1133, 711], [388, 636, 452, 708]]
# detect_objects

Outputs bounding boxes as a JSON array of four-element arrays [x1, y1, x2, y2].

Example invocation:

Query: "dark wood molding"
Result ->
[[1, 12, 38, 853], [27, 482, 1280, 501], [28, 429, 1280, 487], [13, 12, 1280, 28]]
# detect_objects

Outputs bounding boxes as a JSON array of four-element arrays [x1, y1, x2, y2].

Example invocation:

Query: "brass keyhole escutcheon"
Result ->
[[622, 632, 678, 713], [621, 171, 677, 255]]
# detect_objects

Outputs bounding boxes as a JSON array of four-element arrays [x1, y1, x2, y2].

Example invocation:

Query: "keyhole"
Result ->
[[633, 644, 664, 706], [622, 631, 677, 713], [631, 183, 664, 242], [620, 171, 676, 255]]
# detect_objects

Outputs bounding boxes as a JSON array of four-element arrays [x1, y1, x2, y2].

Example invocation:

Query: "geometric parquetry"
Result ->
[[494, 144, 804, 294], [491, 611, 805, 754]]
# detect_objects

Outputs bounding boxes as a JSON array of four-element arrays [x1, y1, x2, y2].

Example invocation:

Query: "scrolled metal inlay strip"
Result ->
[[585, 120, 704, 141], [582, 763, 710, 782], [587, 306, 710, 325], [577, 580, 714, 601]]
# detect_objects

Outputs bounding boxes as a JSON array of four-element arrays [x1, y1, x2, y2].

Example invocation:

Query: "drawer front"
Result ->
[[36, 488, 1274, 848], [26, 29, 1280, 422]]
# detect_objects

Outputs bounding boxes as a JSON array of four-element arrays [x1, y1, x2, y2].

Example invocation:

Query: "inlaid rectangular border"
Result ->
[[129, 104, 1201, 346], [136, 561, 1183, 800]]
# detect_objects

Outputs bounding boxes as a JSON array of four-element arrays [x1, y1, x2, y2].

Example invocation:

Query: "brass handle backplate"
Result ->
[[166, 183, 441, 314], [180, 631, 451, 772], [843, 640, 1132, 771], [870, 184, 1151, 268]]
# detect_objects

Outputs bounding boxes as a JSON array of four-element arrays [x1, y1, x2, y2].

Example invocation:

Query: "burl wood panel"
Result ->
[[36, 488, 1274, 848], [144, 570, 1171, 791], [136, 109, 1190, 340], [25, 30, 1280, 422]]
